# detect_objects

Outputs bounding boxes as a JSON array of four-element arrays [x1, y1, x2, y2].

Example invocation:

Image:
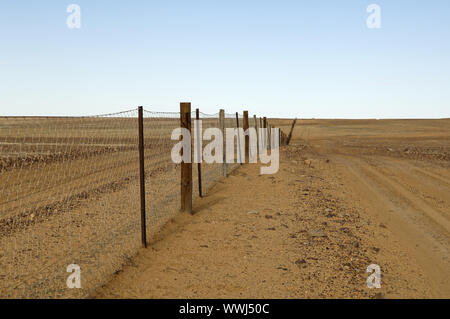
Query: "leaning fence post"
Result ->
[[287, 118, 297, 145], [180, 102, 193, 213], [243, 111, 249, 163], [196, 108, 202, 198], [219, 109, 226, 177], [138, 106, 147, 248], [236, 112, 242, 165]]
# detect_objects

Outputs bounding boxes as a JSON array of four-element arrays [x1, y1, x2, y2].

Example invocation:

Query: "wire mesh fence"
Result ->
[[224, 112, 243, 174], [142, 110, 181, 239], [0, 106, 285, 298], [0, 110, 141, 298], [192, 111, 225, 196]]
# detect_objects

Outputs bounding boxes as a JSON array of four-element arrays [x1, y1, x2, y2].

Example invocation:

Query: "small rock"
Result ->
[[265, 215, 273, 219], [325, 208, 336, 217], [308, 229, 326, 238], [295, 259, 307, 268], [374, 292, 385, 299], [247, 210, 259, 215], [304, 159, 312, 167]]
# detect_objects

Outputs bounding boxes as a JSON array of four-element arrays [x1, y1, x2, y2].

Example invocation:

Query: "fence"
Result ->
[[0, 103, 291, 298]]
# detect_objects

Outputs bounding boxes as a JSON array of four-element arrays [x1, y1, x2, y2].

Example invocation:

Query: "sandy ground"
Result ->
[[95, 119, 449, 299]]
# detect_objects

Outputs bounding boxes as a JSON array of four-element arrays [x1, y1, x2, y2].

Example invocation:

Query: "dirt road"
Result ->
[[95, 119, 449, 298], [331, 154, 450, 297]]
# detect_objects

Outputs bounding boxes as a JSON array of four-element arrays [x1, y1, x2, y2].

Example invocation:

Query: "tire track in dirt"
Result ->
[[358, 157, 450, 235], [412, 166, 450, 188], [380, 160, 450, 220], [330, 154, 450, 297]]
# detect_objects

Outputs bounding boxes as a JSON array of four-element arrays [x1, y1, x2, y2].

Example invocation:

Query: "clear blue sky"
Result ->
[[0, 1, 449, 118]]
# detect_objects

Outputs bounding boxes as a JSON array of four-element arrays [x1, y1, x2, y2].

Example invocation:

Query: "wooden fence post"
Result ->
[[287, 118, 297, 145], [278, 127, 281, 148], [254, 115, 259, 158], [260, 117, 263, 150], [180, 102, 192, 213], [219, 109, 226, 177], [243, 111, 249, 163], [196, 108, 202, 198], [263, 117, 267, 150], [138, 106, 147, 248], [236, 112, 242, 165]]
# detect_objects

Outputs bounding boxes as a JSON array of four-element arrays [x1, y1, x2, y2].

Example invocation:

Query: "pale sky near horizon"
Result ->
[[0, 1, 449, 118]]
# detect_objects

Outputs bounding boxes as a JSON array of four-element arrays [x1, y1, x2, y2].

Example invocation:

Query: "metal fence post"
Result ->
[[268, 124, 271, 150], [196, 108, 203, 198], [236, 112, 242, 165], [243, 111, 249, 163], [254, 115, 259, 157], [219, 109, 226, 176], [138, 106, 147, 248]]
